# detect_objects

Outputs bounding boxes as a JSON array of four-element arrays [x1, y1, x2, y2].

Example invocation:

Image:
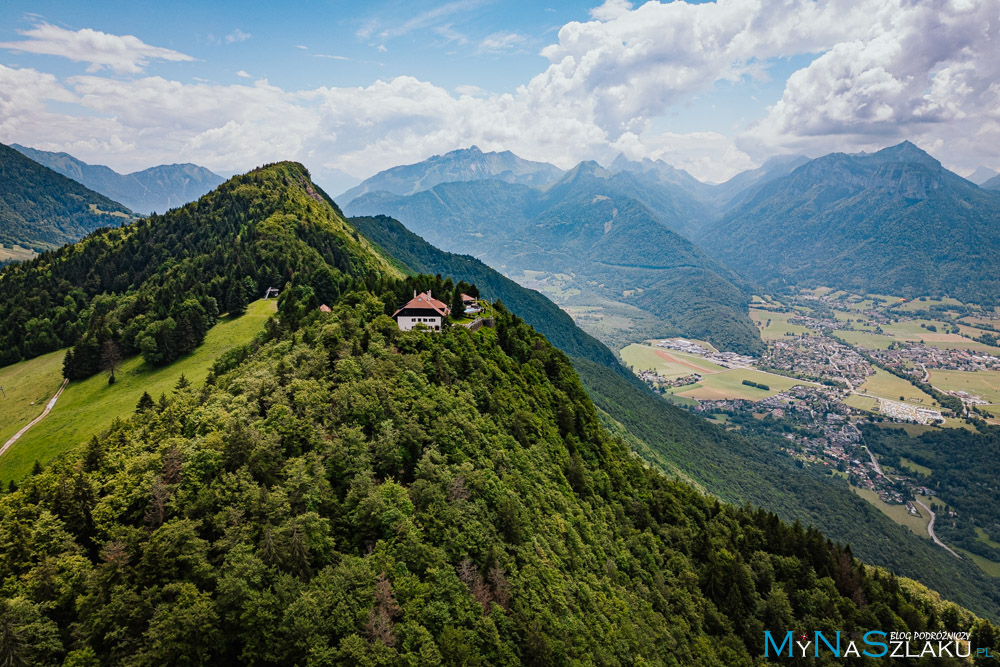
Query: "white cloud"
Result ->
[[476, 32, 525, 54], [590, 0, 633, 21], [2, 2, 999, 184], [235, 70, 251, 78], [742, 0, 1000, 171], [0, 22, 193, 74], [225, 29, 251, 44]]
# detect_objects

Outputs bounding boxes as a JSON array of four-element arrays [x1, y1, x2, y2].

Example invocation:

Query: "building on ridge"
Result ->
[[393, 290, 451, 331]]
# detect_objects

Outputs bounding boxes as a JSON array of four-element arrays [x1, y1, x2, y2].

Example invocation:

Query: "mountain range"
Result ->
[[0, 142, 136, 261], [345, 161, 763, 354], [338, 145, 564, 203], [700, 141, 1000, 304], [12, 143, 224, 214]]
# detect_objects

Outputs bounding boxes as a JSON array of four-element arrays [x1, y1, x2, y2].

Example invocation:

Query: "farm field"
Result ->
[[929, 369, 1000, 406], [852, 487, 930, 537], [895, 296, 964, 312], [832, 329, 894, 349], [0, 349, 66, 445], [0, 243, 37, 263], [671, 368, 808, 401], [899, 457, 932, 476], [749, 308, 815, 339], [0, 299, 277, 484], [855, 368, 938, 406], [620, 344, 726, 377]]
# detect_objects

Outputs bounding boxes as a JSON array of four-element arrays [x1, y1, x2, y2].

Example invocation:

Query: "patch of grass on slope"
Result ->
[[0, 299, 276, 484], [0, 349, 66, 444]]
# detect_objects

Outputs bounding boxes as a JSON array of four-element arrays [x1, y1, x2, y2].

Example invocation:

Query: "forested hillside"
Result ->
[[0, 162, 399, 368], [701, 142, 1000, 304], [2, 292, 996, 664], [0, 143, 135, 256], [353, 211, 1000, 620]]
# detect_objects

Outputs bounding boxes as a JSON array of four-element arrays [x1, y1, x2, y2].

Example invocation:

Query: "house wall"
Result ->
[[396, 315, 443, 332]]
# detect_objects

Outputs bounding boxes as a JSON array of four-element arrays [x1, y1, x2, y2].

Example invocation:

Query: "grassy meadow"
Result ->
[[0, 299, 276, 484]]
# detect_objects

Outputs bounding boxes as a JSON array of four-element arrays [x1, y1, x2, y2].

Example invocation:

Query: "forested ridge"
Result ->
[[0, 143, 135, 254], [2, 163, 999, 663], [352, 211, 1000, 621], [0, 162, 399, 370], [2, 292, 997, 664]]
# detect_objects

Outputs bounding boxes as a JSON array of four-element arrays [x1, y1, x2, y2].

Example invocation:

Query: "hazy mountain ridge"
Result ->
[[339, 145, 564, 203], [345, 163, 762, 354], [0, 142, 136, 256], [12, 144, 224, 214], [700, 141, 1000, 304]]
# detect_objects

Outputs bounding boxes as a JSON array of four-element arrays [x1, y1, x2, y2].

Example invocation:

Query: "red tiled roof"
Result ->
[[461, 293, 477, 302], [392, 291, 450, 318]]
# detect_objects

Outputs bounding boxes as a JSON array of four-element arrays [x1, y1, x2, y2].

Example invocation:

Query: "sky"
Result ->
[[1, 0, 998, 193]]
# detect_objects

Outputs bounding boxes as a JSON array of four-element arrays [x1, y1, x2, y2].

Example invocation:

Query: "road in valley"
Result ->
[[914, 499, 962, 559]]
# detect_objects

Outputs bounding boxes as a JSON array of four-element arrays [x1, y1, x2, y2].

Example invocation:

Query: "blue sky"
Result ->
[[1, 0, 997, 191]]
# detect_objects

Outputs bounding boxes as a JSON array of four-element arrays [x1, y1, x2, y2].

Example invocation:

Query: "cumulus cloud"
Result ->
[[2, 1, 999, 184], [0, 22, 193, 74], [743, 0, 1000, 170], [235, 70, 251, 78]]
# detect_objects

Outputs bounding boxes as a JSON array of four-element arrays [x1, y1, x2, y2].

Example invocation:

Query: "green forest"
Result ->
[[864, 425, 1000, 562], [2, 163, 1000, 664], [3, 291, 997, 664], [0, 143, 135, 255], [352, 210, 1000, 621]]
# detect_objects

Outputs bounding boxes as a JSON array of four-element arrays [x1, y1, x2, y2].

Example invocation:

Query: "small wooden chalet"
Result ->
[[393, 291, 451, 331]]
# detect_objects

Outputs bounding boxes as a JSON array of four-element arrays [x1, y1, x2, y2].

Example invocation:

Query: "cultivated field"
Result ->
[[671, 368, 807, 401], [852, 487, 931, 537], [0, 299, 277, 483], [855, 368, 939, 406], [929, 368, 1000, 406], [749, 308, 815, 339], [0, 243, 37, 263], [621, 344, 726, 377]]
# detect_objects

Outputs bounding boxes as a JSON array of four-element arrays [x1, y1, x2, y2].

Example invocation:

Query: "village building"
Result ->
[[393, 291, 451, 331], [461, 292, 483, 315]]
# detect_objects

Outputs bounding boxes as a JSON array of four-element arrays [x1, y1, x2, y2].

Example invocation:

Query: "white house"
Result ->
[[392, 291, 451, 331]]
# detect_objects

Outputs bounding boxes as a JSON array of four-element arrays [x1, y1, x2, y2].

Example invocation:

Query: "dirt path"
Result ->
[[914, 499, 962, 559], [0, 378, 68, 459]]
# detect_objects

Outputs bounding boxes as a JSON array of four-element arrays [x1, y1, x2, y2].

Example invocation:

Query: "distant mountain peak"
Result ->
[[967, 166, 999, 185], [338, 145, 563, 203], [871, 140, 940, 167]]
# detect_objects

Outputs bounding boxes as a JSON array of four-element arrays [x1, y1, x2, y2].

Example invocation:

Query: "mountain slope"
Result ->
[[0, 143, 135, 256], [1, 286, 996, 664], [346, 164, 762, 355], [701, 141, 1000, 303], [711, 154, 810, 210], [0, 161, 399, 367], [983, 173, 1000, 191], [12, 144, 224, 214], [339, 145, 563, 204], [351, 211, 1000, 620]]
